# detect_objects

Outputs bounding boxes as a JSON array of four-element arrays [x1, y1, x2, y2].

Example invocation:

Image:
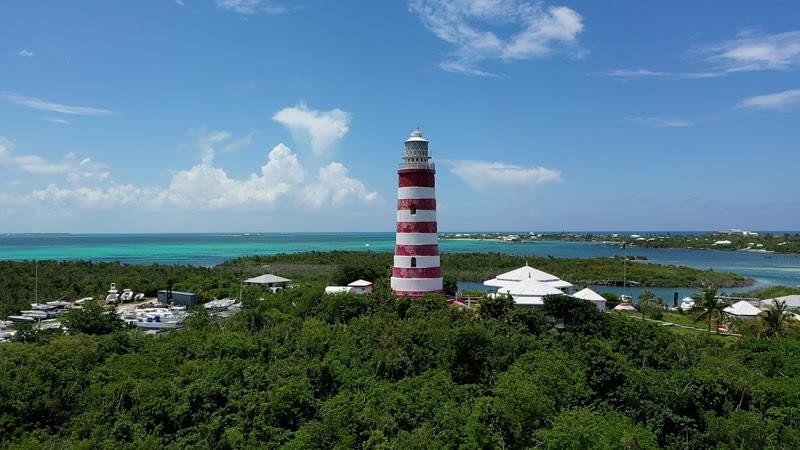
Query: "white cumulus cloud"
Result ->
[[449, 159, 562, 188], [736, 89, 800, 110], [273, 102, 351, 155], [409, 0, 584, 75], [0, 137, 109, 179], [18, 49, 34, 58], [1, 132, 380, 214]]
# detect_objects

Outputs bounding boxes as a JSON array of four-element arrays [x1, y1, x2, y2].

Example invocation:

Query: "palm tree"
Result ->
[[692, 287, 730, 334], [763, 299, 792, 337], [637, 290, 656, 319]]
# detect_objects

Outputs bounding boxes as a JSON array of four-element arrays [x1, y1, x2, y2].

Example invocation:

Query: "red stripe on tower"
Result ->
[[390, 129, 444, 297]]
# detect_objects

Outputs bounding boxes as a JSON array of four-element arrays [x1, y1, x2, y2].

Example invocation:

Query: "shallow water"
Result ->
[[1, 233, 798, 292]]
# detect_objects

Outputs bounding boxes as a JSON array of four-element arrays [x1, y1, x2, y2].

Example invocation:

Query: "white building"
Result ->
[[572, 287, 607, 311], [483, 264, 574, 292], [244, 274, 292, 292], [496, 278, 564, 307]]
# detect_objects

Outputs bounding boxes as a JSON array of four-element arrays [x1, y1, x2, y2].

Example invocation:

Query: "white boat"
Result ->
[[121, 289, 134, 302], [75, 297, 93, 305], [8, 315, 36, 323], [105, 283, 119, 303], [204, 298, 236, 310], [30, 303, 56, 311], [680, 297, 695, 311], [134, 293, 146, 301]]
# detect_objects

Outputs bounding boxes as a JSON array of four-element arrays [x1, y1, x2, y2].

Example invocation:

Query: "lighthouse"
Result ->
[[390, 129, 443, 297]]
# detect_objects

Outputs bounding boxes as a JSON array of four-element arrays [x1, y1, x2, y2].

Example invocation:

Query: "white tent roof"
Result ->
[[498, 278, 563, 297], [347, 279, 372, 287], [244, 274, 291, 284], [761, 295, 800, 309], [495, 264, 561, 282], [613, 303, 637, 312], [724, 300, 761, 317], [572, 288, 606, 302]]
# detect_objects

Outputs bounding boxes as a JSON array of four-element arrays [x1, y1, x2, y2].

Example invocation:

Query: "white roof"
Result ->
[[572, 288, 606, 302], [494, 264, 561, 282], [484, 277, 514, 287], [498, 278, 563, 297], [543, 279, 574, 289], [347, 279, 373, 287], [761, 295, 800, 309], [244, 274, 291, 284], [614, 303, 638, 312], [724, 300, 761, 317]]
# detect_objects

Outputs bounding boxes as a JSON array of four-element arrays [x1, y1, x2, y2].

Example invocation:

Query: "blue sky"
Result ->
[[1, 0, 799, 233]]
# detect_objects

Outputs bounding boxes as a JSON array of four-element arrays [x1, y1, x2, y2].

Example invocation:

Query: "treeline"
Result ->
[[619, 233, 800, 254], [0, 252, 751, 318], [223, 251, 751, 288], [2, 288, 800, 448]]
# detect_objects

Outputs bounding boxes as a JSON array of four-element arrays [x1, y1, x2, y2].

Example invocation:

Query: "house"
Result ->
[[244, 274, 292, 292]]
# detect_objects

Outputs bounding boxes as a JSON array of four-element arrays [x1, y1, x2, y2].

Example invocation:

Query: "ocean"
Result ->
[[1, 233, 798, 297]]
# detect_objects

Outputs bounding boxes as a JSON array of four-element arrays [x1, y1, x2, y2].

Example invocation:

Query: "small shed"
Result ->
[[347, 279, 373, 294], [158, 290, 198, 306]]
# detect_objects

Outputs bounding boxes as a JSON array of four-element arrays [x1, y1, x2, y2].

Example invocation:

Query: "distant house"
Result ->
[[244, 274, 292, 292], [157, 290, 198, 306], [712, 240, 733, 246]]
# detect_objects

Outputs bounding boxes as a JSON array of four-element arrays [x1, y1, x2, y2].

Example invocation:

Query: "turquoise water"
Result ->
[[1, 233, 798, 292]]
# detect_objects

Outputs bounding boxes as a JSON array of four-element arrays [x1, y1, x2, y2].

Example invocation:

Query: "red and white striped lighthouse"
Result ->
[[391, 129, 443, 297]]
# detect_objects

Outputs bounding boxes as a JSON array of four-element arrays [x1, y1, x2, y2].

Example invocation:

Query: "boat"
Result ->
[[204, 298, 236, 310], [679, 297, 695, 311], [8, 315, 36, 323], [120, 289, 134, 302], [134, 293, 145, 301], [75, 297, 93, 305], [105, 283, 119, 303]]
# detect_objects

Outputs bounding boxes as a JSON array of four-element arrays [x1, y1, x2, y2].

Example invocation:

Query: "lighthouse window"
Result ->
[[410, 257, 417, 268], [410, 205, 417, 215]]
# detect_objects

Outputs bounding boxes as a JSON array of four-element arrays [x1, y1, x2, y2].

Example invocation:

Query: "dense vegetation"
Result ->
[[0, 253, 751, 319], [543, 232, 800, 254], [2, 285, 800, 449]]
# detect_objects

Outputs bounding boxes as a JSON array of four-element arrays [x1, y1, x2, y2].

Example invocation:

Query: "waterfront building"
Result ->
[[391, 129, 443, 297]]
